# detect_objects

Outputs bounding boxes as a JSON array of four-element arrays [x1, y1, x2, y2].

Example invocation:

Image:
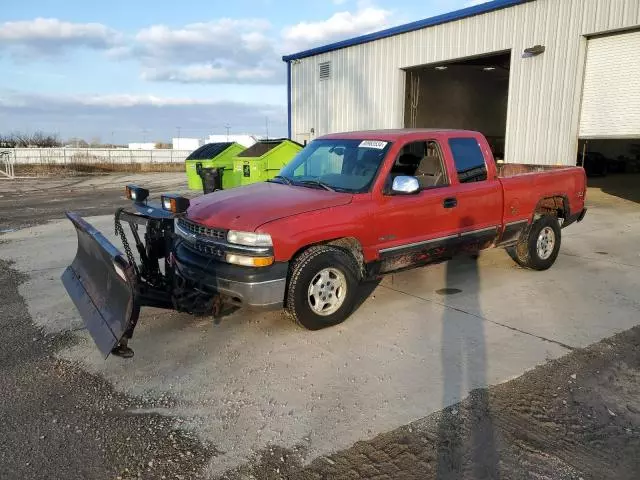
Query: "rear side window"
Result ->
[[449, 138, 487, 183]]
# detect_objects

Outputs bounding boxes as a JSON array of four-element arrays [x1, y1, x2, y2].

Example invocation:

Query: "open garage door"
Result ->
[[579, 30, 640, 204], [404, 52, 510, 161], [579, 30, 640, 139]]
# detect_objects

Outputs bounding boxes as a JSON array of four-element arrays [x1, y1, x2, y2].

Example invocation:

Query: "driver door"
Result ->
[[374, 140, 460, 273]]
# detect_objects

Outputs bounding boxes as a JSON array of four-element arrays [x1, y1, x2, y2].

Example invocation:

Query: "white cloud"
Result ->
[[0, 18, 119, 56], [281, 6, 392, 52], [130, 19, 273, 66], [141, 64, 282, 84], [0, 90, 287, 142], [0, 5, 395, 85], [120, 18, 282, 85], [69, 94, 234, 108], [0, 92, 219, 108], [333, 0, 349, 4]]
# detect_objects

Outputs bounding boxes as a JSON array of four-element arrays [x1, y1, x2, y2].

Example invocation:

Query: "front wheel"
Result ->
[[286, 245, 360, 330], [507, 215, 561, 271]]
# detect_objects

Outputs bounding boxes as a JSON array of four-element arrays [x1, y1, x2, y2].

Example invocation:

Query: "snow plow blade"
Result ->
[[61, 212, 139, 358]]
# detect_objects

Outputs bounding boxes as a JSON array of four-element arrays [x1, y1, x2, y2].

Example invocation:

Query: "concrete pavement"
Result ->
[[2, 192, 638, 476]]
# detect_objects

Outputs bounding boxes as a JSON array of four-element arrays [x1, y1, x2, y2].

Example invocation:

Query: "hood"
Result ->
[[186, 182, 353, 231]]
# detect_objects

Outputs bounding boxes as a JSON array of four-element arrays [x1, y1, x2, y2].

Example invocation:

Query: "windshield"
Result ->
[[278, 139, 392, 193]]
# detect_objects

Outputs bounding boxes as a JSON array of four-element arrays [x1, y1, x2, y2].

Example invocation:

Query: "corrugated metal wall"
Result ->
[[289, 0, 640, 165]]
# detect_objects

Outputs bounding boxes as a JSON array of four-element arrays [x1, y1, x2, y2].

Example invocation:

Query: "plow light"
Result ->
[[161, 194, 190, 214], [125, 184, 149, 203]]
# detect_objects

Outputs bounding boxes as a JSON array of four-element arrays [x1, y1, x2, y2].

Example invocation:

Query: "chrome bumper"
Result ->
[[211, 276, 286, 309], [174, 243, 288, 310]]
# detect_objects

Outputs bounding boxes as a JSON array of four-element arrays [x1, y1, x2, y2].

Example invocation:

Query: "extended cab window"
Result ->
[[449, 138, 488, 183], [390, 140, 447, 189]]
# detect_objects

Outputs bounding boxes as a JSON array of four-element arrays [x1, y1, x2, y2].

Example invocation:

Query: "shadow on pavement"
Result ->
[[436, 218, 499, 479], [352, 278, 382, 313], [588, 174, 640, 204]]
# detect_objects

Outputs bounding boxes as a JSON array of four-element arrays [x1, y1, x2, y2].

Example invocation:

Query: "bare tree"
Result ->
[[0, 131, 61, 148], [0, 134, 16, 148], [12, 132, 31, 148], [31, 131, 61, 148], [66, 137, 89, 148]]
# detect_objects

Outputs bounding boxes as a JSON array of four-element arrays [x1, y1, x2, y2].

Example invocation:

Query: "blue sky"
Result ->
[[0, 0, 484, 143]]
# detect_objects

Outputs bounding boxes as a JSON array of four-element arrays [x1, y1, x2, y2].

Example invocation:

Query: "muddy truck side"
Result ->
[[62, 129, 587, 357]]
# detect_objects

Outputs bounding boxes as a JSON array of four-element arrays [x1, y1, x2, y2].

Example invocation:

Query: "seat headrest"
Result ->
[[398, 153, 420, 166], [416, 156, 442, 175]]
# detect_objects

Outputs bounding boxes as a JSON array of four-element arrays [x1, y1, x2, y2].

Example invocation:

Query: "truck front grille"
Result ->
[[191, 242, 225, 258], [178, 218, 226, 241]]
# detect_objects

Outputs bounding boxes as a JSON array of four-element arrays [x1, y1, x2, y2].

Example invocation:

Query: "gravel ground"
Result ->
[[1, 173, 640, 479], [220, 325, 640, 480], [0, 173, 191, 231], [1, 174, 214, 479], [0, 258, 215, 480]]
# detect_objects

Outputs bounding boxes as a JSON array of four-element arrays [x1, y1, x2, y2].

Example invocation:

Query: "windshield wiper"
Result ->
[[268, 175, 293, 185], [298, 179, 335, 192]]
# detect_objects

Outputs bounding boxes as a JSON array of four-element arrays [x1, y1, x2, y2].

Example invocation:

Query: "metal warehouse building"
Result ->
[[283, 0, 640, 168]]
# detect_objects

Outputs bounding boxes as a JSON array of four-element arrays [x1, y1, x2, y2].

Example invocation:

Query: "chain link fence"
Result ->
[[0, 150, 15, 179]]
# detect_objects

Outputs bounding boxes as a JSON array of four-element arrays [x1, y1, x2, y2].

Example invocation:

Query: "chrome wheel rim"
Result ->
[[536, 226, 555, 260], [307, 267, 347, 316]]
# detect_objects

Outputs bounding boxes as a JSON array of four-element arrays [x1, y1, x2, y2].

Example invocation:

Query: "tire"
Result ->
[[508, 215, 561, 271], [286, 245, 360, 330]]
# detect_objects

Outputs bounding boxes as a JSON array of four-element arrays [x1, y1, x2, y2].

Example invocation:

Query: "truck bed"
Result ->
[[496, 162, 577, 178], [497, 163, 587, 226]]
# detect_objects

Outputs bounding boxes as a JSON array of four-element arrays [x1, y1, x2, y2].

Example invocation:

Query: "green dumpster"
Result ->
[[185, 142, 245, 191], [233, 139, 303, 186]]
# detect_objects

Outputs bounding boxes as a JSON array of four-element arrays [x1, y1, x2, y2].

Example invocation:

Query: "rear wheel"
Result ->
[[507, 215, 561, 271], [286, 245, 360, 330]]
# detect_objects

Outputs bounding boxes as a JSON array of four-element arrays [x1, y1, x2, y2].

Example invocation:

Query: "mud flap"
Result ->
[[61, 212, 140, 357]]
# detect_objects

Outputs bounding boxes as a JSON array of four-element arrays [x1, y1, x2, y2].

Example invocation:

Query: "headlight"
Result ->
[[227, 230, 272, 247], [225, 254, 274, 267]]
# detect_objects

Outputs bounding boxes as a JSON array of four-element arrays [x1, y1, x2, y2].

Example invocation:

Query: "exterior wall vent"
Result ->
[[319, 61, 331, 80]]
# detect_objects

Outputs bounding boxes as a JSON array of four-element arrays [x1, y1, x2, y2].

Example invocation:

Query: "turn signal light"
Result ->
[[225, 254, 274, 267], [161, 194, 190, 214]]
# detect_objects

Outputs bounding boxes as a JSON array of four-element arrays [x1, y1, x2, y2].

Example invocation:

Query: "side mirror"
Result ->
[[391, 176, 420, 195]]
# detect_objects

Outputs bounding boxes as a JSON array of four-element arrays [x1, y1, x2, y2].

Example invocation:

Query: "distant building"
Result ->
[[128, 143, 157, 150], [206, 135, 262, 148], [172, 137, 202, 151]]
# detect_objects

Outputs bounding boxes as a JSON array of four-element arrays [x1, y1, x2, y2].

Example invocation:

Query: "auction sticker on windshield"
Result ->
[[359, 140, 388, 149]]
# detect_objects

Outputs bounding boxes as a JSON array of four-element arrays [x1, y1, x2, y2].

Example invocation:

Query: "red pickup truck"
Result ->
[[62, 129, 587, 357]]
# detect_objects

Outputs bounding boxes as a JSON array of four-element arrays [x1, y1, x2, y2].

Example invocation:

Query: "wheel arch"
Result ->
[[289, 237, 365, 277], [283, 237, 365, 308], [533, 195, 570, 222]]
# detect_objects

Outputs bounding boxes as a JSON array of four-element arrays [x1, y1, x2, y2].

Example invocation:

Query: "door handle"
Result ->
[[443, 197, 457, 208]]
